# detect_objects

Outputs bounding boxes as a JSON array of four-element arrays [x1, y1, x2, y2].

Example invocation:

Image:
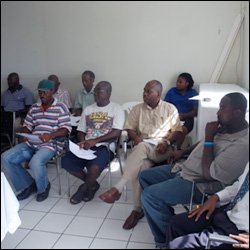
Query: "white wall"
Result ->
[[1, 1, 248, 104]]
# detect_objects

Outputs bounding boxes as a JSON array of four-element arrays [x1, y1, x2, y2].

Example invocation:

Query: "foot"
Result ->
[[122, 210, 144, 230], [99, 187, 121, 203], [17, 181, 37, 201], [36, 182, 51, 202], [70, 184, 87, 204], [82, 181, 100, 202]]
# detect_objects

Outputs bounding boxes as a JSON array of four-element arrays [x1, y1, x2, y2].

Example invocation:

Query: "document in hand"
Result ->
[[16, 133, 42, 143], [69, 140, 97, 160]]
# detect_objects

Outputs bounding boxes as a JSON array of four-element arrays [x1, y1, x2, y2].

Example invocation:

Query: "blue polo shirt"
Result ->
[[164, 87, 198, 113], [1, 85, 34, 112]]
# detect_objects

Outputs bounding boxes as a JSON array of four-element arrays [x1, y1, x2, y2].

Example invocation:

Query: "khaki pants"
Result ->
[[116, 142, 172, 210]]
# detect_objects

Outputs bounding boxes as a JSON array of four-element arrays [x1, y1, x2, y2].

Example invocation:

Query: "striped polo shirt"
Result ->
[[23, 99, 72, 153]]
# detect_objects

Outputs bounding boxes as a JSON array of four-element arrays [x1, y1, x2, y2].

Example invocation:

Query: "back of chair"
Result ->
[[1, 111, 16, 151]]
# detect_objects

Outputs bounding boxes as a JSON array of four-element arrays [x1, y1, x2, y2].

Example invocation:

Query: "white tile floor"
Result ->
[[2, 157, 186, 249]]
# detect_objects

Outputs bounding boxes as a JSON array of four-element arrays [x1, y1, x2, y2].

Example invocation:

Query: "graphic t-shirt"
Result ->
[[77, 102, 125, 152]]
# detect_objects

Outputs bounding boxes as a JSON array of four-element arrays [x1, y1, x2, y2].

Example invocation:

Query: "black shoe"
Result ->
[[82, 182, 100, 202], [70, 184, 87, 205], [36, 182, 51, 202], [17, 181, 37, 201]]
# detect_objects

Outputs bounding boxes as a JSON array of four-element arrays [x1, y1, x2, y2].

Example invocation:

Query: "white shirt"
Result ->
[[77, 102, 125, 153], [53, 86, 72, 109], [216, 162, 249, 232]]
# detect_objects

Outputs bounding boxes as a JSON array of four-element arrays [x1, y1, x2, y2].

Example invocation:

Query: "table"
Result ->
[[1, 172, 21, 241]]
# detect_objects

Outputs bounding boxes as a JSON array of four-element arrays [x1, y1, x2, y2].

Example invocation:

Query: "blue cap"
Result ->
[[37, 80, 55, 91]]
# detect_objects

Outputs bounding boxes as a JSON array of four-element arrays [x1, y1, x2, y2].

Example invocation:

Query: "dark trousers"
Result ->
[[166, 207, 240, 249]]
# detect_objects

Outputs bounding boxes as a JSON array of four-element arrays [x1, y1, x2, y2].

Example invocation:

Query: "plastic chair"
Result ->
[[48, 136, 69, 196], [1, 111, 16, 153], [121, 101, 141, 159]]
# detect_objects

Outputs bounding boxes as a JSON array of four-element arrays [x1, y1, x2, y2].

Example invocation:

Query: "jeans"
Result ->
[[1, 142, 55, 193], [139, 164, 194, 247]]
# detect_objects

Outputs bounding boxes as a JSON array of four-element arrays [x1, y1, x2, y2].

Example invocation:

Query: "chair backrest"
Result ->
[[122, 101, 141, 118], [1, 111, 16, 146]]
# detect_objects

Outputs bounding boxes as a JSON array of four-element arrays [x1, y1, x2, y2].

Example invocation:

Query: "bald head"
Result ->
[[48, 74, 60, 93], [143, 80, 162, 108]]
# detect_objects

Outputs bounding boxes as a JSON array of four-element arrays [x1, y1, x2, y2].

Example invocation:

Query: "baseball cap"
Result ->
[[37, 80, 55, 91]]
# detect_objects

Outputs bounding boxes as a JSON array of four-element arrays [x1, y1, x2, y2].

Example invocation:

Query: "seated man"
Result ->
[[61, 81, 125, 204], [48, 74, 72, 110], [73, 70, 95, 116], [167, 162, 249, 249], [99, 80, 183, 229], [139, 92, 249, 248], [1, 72, 34, 127], [1, 80, 71, 202]]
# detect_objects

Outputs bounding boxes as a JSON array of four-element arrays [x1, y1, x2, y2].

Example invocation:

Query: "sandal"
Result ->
[[82, 182, 100, 202], [70, 184, 87, 204]]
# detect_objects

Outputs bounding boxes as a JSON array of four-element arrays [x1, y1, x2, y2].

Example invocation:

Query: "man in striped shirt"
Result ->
[[2, 80, 71, 202]]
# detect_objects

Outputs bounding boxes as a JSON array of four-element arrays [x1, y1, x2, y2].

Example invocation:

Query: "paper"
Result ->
[[143, 138, 161, 145], [69, 140, 97, 160], [16, 133, 42, 143], [70, 116, 81, 126]]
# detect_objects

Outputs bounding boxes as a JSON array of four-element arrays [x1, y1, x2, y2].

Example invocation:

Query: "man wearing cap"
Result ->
[[1, 80, 72, 202]]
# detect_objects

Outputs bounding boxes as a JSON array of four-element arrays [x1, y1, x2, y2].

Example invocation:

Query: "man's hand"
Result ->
[[39, 133, 52, 143], [155, 141, 168, 154], [230, 233, 249, 249], [79, 139, 97, 150], [188, 194, 219, 221]]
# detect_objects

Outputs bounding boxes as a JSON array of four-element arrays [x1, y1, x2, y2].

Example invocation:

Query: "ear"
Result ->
[[233, 109, 242, 118]]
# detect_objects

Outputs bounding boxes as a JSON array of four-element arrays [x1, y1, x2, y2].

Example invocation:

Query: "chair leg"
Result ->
[[56, 158, 61, 196], [67, 171, 70, 197], [189, 181, 195, 211]]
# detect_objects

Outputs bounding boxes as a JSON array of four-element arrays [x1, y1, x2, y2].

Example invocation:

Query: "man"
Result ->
[[139, 92, 249, 248], [1, 72, 34, 126], [167, 162, 249, 249], [61, 81, 125, 204], [48, 74, 72, 110], [1, 80, 71, 202], [73, 70, 95, 116], [99, 80, 183, 229]]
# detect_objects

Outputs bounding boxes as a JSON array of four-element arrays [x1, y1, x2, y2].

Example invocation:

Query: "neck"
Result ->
[[225, 120, 248, 134]]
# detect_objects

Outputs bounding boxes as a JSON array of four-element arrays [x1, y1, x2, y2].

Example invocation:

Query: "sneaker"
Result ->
[[36, 182, 51, 202], [17, 181, 37, 201]]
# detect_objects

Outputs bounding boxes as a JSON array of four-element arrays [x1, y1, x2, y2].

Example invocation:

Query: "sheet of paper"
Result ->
[[143, 138, 161, 145], [69, 140, 97, 160], [16, 133, 42, 143], [70, 116, 81, 126]]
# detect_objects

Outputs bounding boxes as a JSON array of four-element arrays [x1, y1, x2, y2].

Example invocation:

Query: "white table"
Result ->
[[1, 172, 21, 241]]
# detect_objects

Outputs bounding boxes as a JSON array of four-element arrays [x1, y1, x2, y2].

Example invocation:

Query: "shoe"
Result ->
[[99, 187, 121, 203], [17, 181, 37, 200], [70, 184, 87, 204], [82, 182, 100, 202], [122, 210, 144, 230], [36, 182, 51, 202]]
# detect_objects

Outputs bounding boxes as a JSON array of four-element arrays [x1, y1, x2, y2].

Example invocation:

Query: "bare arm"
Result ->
[[127, 129, 142, 146], [201, 121, 220, 180]]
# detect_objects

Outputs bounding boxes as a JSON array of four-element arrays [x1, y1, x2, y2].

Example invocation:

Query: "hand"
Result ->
[[205, 121, 220, 141], [165, 149, 183, 164], [79, 139, 96, 149], [188, 195, 218, 221], [230, 233, 249, 249], [155, 142, 168, 154], [39, 133, 52, 143]]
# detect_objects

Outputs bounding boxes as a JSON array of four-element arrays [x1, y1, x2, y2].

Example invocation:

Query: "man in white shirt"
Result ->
[[48, 74, 72, 110], [166, 162, 249, 249]]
